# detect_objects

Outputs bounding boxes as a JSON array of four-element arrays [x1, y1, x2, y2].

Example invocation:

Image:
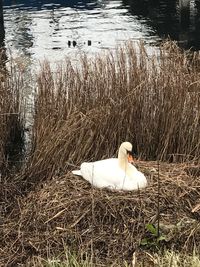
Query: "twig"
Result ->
[[45, 208, 68, 224], [157, 160, 160, 237], [90, 164, 95, 264]]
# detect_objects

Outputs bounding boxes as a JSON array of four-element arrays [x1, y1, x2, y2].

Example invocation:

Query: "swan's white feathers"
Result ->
[[72, 142, 147, 191]]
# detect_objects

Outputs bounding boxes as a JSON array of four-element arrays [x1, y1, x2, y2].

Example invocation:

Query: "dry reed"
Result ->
[[0, 51, 25, 175], [0, 52, 25, 238], [24, 41, 200, 183]]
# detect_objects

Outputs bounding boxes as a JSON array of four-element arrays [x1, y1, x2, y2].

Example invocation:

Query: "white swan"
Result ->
[[72, 142, 147, 191]]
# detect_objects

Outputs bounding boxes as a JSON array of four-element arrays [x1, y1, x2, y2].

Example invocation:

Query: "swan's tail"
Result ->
[[72, 170, 82, 176]]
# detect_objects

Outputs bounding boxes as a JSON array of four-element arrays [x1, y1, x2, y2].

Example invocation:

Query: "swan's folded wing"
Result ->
[[80, 159, 120, 188]]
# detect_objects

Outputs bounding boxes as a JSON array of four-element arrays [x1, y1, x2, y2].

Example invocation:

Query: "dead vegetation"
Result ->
[[0, 52, 25, 175], [0, 55, 26, 257], [23, 41, 200, 184], [0, 41, 200, 266], [1, 162, 200, 266]]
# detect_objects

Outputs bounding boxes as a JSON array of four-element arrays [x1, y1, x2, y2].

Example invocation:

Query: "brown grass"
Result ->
[[23, 41, 200, 183], [1, 161, 200, 266]]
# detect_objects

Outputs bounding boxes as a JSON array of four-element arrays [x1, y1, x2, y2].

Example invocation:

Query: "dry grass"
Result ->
[[0, 52, 26, 240], [22, 249, 200, 267], [0, 51, 25, 175], [22, 41, 200, 184], [1, 161, 200, 266], [153, 250, 200, 267]]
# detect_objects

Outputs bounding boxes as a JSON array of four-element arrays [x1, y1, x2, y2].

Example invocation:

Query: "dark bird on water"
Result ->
[[72, 40, 77, 47]]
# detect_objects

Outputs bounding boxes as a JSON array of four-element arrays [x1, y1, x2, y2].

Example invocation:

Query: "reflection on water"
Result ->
[[1, 0, 155, 64], [123, 0, 200, 50], [2, 0, 200, 64]]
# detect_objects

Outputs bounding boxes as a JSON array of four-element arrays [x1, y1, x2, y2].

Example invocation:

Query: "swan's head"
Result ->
[[121, 141, 133, 152], [119, 141, 135, 163]]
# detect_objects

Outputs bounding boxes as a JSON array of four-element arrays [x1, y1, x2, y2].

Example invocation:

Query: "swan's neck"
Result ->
[[118, 149, 129, 172]]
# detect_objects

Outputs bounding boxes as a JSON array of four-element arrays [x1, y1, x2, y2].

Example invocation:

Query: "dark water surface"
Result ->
[[2, 0, 200, 64]]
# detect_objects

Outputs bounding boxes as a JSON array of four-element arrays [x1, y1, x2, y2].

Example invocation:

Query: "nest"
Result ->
[[1, 161, 200, 266]]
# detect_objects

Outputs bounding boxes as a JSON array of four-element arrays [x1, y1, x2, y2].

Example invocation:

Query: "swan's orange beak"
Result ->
[[127, 154, 134, 164]]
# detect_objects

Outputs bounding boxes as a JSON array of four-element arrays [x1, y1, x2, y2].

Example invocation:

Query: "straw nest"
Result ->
[[1, 161, 200, 266]]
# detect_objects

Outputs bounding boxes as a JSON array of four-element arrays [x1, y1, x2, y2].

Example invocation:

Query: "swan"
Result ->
[[72, 142, 147, 191]]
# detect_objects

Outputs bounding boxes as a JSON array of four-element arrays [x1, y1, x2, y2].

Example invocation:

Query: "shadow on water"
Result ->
[[0, 0, 4, 47], [122, 0, 200, 50]]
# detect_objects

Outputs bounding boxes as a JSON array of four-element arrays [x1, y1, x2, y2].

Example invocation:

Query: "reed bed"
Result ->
[[24, 41, 200, 183], [1, 161, 200, 266], [0, 51, 25, 175], [0, 53, 26, 238]]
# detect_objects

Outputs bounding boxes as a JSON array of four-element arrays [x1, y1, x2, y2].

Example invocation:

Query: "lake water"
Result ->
[[2, 0, 200, 64]]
